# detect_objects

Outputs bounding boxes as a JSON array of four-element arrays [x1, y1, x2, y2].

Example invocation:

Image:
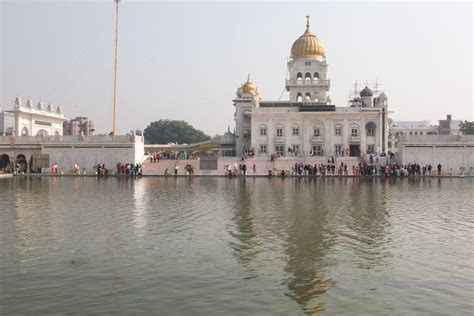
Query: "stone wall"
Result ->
[[398, 135, 474, 175], [0, 135, 145, 174]]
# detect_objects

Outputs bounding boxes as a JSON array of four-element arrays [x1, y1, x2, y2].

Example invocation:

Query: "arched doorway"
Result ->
[[16, 154, 28, 173], [0, 154, 11, 172], [36, 129, 48, 137], [21, 127, 29, 136]]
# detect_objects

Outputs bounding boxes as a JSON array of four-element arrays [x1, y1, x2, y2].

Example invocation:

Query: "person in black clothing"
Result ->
[[437, 163, 442, 176]]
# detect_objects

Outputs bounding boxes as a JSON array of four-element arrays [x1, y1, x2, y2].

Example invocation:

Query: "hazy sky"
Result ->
[[1, 1, 472, 135]]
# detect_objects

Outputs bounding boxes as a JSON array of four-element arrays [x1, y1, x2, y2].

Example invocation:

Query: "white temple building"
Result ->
[[11, 96, 67, 136], [234, 16, 389, 158]]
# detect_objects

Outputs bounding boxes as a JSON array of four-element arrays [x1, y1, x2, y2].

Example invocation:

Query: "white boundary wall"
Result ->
[[398, 135, 474, 174]]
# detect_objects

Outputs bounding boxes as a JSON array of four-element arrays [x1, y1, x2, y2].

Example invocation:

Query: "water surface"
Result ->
[[0, 177, 473, 315]]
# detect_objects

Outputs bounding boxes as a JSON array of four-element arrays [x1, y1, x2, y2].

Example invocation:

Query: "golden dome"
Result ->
[[291, 16, 325, 61], [242, 75, 256, 94]]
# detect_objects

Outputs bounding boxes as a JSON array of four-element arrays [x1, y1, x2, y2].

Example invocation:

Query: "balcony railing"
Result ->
[[285, 79, 330, 86], [311, 135, 323, 142], [273, 136, 286, 142], [349, 135, 361, 142]]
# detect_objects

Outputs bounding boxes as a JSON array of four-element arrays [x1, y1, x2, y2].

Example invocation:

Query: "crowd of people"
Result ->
[[149, 152, 161, 163], [282, 160, 444, 177], [353, 162, 442, 177], [291, 158, 350, 176], [225, 162, 257, 176], [149, 151, 191, 161], [243, 148, 256, 159], [116, 162, 142, 176]]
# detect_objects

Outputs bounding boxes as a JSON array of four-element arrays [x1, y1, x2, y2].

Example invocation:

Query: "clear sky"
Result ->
[[1, 1, 472, 135]]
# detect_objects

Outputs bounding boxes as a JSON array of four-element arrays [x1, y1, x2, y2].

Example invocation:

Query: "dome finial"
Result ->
[[247, 73, 250, 82], [306, 15, 311, 29]]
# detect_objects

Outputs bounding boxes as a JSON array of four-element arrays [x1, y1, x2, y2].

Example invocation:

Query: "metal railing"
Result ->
[[0, 135, 143, 144], [285, 79, 330, 86]]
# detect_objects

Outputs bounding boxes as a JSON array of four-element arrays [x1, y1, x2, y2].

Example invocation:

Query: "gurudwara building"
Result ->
[[234, 17, 389, 158]]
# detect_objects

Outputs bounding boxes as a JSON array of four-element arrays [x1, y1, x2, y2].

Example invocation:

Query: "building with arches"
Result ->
[[234, 16, 389, 158], [8, 96, 68, 136]]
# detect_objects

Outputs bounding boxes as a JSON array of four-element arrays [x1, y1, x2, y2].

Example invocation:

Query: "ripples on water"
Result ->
[[0, 177, 473, 315]]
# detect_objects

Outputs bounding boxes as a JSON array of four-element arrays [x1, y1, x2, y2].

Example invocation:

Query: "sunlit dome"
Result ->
[[242, 75, 256, 95], [290, 16, 326, 61]]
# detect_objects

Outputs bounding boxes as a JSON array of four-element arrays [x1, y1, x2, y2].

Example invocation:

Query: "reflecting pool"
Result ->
[[0, 177, 473, 315]]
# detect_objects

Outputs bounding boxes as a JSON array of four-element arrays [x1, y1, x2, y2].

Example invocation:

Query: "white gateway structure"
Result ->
[[234, 17, 389, 158], [12, 96, 67, 136]]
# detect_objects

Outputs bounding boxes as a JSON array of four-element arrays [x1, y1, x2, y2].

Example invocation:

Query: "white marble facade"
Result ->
[[234, 17, 389, 158], [13, 96, 67, 136]]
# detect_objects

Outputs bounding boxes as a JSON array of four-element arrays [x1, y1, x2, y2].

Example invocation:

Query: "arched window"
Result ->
[[305, 92, 311, 101], [312, 92, 319, 102], [260, 124, 267, 136], [305, 72, 311, 83], [311, 121, 324, 139], [36, 129, 48, 137], [21, 127, 29, 136], [292, 124, 300, 136], [296, 93, 303, 102], [365, 122, 376, 136], [296, 72, 303, 83], [243, 129, 251, 140], [313, 72, 319, 82], [334, 124, 342, 136], [350, 124, 360, 138], [275, 126, 284, 138]]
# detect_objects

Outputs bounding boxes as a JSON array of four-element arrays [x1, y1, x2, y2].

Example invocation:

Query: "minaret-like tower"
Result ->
[[286, 16, 330, 103], [234, 75, 261, 157]]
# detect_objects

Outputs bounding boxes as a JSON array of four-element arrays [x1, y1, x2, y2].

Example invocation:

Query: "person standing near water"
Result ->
[[437, 163, 442, 176]]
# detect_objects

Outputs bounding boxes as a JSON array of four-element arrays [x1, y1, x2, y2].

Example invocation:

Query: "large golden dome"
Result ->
[[291, 16, 325, 61]]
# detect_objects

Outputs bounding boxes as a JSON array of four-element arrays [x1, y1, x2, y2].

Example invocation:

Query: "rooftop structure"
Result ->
[[9, 95, 68, 136]]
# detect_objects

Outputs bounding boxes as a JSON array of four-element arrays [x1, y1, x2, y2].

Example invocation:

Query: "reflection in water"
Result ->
[[133, 178, 147, 238], [282, 179, 337, 315], [0, 177, 472, 315], [227, 179, 263, 270], [342, 178, 391, 270], [226, 178, 392, 315]]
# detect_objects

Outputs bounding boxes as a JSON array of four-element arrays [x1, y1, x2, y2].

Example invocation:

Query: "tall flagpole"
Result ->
[[112, 0, 120, 135]]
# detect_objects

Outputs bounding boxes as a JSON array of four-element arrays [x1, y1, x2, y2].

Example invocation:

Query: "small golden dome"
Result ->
[[242, 75, 256, 94], [291, 16, 325, 61]]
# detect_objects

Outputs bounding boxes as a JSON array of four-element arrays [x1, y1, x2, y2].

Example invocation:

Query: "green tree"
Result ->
[[144, 119, 211, 144], [459, 120, 474, 135]]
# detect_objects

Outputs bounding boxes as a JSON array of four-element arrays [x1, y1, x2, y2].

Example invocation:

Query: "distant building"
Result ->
[[63, 117, 95, 136], [438, 114, 461, 135], [388, 115, 461, 154], [0, 110, 15, 135]]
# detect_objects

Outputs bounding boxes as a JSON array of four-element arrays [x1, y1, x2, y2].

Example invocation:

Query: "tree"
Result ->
[[459, 120, 474, 135], [143, 119, 211, 144]]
